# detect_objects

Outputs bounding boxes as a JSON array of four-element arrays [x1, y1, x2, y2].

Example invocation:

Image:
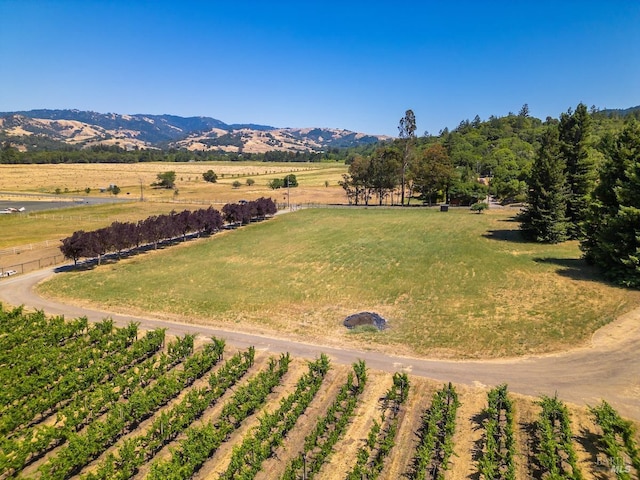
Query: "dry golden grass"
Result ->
[[0, 162, 347, 203], [38, 208, 640, 359]]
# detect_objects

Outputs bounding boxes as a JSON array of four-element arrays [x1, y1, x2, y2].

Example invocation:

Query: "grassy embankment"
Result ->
[[38, 207, 640, 359]]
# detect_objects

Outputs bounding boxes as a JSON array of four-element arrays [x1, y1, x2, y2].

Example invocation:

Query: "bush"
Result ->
[[153, 171, 176, 189], [471, 202, 488, 213], [203, 170, 218, 183], [268, 178, 284, 189]]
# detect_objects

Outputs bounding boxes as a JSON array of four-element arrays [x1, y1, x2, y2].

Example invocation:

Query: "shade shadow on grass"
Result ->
[[483, 229, 528, 243], [533, 257, 605, 283]]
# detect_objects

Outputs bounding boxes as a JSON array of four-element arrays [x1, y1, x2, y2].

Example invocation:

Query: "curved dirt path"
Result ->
[[1, 267, 639, 420]]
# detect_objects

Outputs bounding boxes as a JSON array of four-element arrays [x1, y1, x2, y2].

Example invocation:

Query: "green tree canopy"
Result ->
[[268, 174, 298, 190], [519, 126, 569, 243], [581, 119, 640, 287], [154, 171, 176, 189], [398, 109, 417, 205], [202, 169, 218, 183], [410, 143, 454, 205], [368, 145, 400, 205], [559, 103, 596, 238]]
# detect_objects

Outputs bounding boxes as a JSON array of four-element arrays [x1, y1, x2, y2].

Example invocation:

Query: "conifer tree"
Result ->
[[558, 103, 595, 238], [581, 119, 640, 287], [520, 125, 569, 243]]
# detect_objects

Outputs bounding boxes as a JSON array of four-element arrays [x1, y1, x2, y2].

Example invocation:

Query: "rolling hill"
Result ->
[[0, 109, 389, 153]]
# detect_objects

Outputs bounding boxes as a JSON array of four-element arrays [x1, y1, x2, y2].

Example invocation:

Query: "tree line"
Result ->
[[59, 198, 277, 266], [0, 142, 378, 164], [518, 104, 640, 287], [339, 105, 639, 208], [339, 110, 490, 206]]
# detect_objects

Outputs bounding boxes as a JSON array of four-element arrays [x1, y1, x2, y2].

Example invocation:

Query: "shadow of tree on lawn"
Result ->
[[533, 257, 607, 283], [483, 229, 529, 243]]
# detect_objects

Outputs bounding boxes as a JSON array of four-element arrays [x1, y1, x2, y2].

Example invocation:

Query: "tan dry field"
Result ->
[[27, 339, 633, 480], [0, 161, 347, 263], [0, 162, 348, 204]]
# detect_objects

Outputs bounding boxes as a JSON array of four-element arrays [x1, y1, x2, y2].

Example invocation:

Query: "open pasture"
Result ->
[[38, 207, 640, 359], [0, 161, 348, 203], [0, 201, 208, 249]]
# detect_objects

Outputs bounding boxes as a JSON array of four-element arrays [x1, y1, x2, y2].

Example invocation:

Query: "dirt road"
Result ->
[[2, 267, 639, 421]]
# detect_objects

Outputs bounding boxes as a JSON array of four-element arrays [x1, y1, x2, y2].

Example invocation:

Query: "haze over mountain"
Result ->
[[0, 109, 389, 154]]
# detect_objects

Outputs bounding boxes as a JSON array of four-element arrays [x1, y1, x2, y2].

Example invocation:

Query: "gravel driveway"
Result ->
[[1, 266, 639, 420]]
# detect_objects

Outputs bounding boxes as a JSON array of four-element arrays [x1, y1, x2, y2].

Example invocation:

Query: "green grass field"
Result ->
[[0, 201, 209, 248], [38, 207, 640, 358]]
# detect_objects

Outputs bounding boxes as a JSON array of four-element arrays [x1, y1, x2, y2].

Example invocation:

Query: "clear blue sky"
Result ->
[[1, 1, 639, 136]]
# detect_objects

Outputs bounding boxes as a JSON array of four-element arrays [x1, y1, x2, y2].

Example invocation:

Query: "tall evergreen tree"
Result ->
[[519, 126, 569, 243], [558, 103, 595, 238], [581, 119, 640, 287]]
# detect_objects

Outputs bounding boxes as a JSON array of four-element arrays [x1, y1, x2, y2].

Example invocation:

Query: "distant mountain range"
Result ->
[[0, 109, 390, 153], [598, 105, 640, 118]]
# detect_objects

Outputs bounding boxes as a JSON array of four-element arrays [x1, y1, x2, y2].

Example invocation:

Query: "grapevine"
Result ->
[[0, 333, 190, 477], [220, 354, 331, 479], [410, 382, 460, 479], [591, 400, 639, 479], [477, 384, 516, 480], [83, 346, 257, 480], [535, 394, 583, 480], [36, 339, 224, 480], [281, 359, 368, 480], [147, 352, 291, 480], [346, 371, 410, 479]]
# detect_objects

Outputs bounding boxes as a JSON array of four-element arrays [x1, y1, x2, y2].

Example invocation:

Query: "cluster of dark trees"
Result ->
[[60, 198, 277, 266], [152, 171, 177, 189], [221, 197, 277, 224], [518, 104, 640, 287], [267, 174, 298, 190], [202, 169, 218, 183], [582, 119, 640, 287]]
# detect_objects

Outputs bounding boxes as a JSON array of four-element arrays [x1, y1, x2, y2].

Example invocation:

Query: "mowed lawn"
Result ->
[[38, 207, 640, 358]]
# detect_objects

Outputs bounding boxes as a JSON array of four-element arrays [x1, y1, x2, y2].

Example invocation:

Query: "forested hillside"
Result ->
[[338, 105, 639, 206]]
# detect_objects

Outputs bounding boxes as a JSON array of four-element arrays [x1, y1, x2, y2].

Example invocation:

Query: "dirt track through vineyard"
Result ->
[[2, 267, 639, 424]]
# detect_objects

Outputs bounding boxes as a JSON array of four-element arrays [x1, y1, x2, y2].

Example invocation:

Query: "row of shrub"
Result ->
[[59, 197, 277, 265]]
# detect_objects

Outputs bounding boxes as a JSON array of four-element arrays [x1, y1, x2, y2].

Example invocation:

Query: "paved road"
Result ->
[[0, 193, 132, 212], [2, 267, 639, 420]]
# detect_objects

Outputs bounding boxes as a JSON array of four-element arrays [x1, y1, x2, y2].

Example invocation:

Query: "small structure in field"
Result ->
[[343, 312, 387, 331]]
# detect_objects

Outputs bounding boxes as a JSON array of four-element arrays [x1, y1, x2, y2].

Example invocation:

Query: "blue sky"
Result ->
[[1, 1, 639, 136]]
